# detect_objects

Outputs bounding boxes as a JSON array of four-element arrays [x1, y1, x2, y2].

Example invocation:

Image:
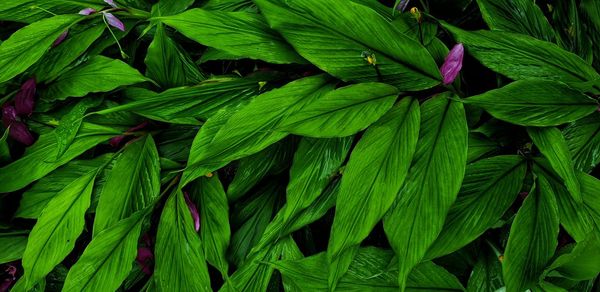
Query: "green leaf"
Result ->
[[426, 155, 527, 259], [475, 0, 555, 41], [503, 176, 560, 292], [278, 83, 399, 137], [15, 154, 111, 219], [467, 133, 499, 163], [144, 24, 205, 88], [32, 22, 105, 82], [160, 9, 306, 64], [0, 14, 80, 83], [0, 126, 119, 193], [0, 1, 103, 23], [154, 190, 211, 292], [383, 94, 468, 290], [93, 135, 160, 235], [466, 245, 504, 292], [190, 175, 231, 277], [545, 233, 600, 281], [44, 55, 149, 101], [181, 75, 333, 187], [152, 0, 194, 16], [62, 210, 146, 292], [0, 127, 10, 163], [563, 113, 600, 173], [328, 98, 420, 286], [0, 232, 28, 264], [255, 0, 442, 91], [528, 127, 581, 202], [22, 171, 97, 290], [442, 23, 600, 86], [55, 98, 103, 159], [463, 80, 598, 126], [274, 247, 464, 291]]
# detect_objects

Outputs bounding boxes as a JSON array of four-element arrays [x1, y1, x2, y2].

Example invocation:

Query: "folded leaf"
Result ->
[[384, 93, 468, 291], [426, 155, 527, 259], [545, 233, 600, 281], [464, 80, 598, 126], [0, 1, 103, 23], [563, 113, 600, 173], [160, 9, 306, 64], [255, 0, 442, 91], [0, 14, 80, 83], [328, 98, 420, 285], [503, 176, 560, 292]]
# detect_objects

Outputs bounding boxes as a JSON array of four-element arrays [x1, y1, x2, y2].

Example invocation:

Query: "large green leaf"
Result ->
[[152, 0, 194, 16], [190, 175, 231, 277], [0, 14, 80, 83], [463, 80, 598, 126], [278, 83, 399, 137], [15, 154, 112, 219], [466, 246, 504, 292], [255, 0, 442, 91], [0, 125, 119, 193], [274, 247, 464, 291], [503, 176, 560, 292], [44, 56, 150, 101], [159, 8, 306, 64], [475, 0, 554, 41], [426, 155, 527, 259], [383, 94, 468, 291], [529, 127, 581, 202], [328, 98, 420, 286], [0, 1, 103, 23], [62, 210, 147, 292], [443, 24, 600, 86], [55, 98, 103, 159], [144, 23, 205, 88], [154, 190, 211, 292], [563, 113, 600, 173], [93, 135, 160, 235], [545, 233, 600, 281], [181, 75, 333, 186], [22, 171, 97, 290], [0, 232, 28, 264]]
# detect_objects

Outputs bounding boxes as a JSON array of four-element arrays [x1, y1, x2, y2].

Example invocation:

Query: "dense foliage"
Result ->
[[1, 0, 600, 291]]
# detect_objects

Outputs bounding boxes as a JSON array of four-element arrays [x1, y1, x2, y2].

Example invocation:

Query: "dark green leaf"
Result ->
[[0, 1, 103, 23], [55, 98, 103, 159], [0, 232, 28, 264], [475, 0, 555, 41], [545, 233, 600, 281], [466, 246, 504, 292], [563, 113, 600, 173]]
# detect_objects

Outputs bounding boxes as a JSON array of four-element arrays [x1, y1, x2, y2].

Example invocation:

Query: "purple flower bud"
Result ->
[[52, 30, 69, 47], [1, 105, 17, 127], [0, 265, 17, 292], [184, 192, 200, 232], [8, 122, 35, 146], [136, 247, 154, 275], [78, 8, 97, 15], [103, 12, 125, 31], [396, 0, 411, 12], [440, 43, 464, 85], [15, 78, 36, 116], [104, 0, 118, 8]]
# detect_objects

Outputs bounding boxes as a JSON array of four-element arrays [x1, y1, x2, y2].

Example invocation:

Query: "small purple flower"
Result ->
[[396, 0, 410, 12], [103, 12, 125, 32], [1, 105, 17, 126], [104, 0, 118, 8], [15, 78, 36, 116], [53, 30, 69, 47], [78, 8, 97, 15], [2, 105, 35, 146], [184, 192, 200, 232], [440, 43, 464, 85], [0, 265, 17, 292]]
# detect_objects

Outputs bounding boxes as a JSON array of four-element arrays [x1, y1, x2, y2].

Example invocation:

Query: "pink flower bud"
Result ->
[[1, 105, 17, 126], [396, 0, 410, 12], [8, 122, 35, 146], [15, 78, 36, 116], [103, 12, 125, 31], [440, 43, 464, 85], [52, 30, 69, 47], [79, 8, 97, 15], [184, 192, 200, 232], [104, 0, 118, 8]]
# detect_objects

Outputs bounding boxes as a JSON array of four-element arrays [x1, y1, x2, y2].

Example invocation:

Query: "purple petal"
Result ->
[[78, 8, 97, 15], [440, 43, 464, 85], [103, 12, 125, 31], [184, 192, 200, 232], [1, 105, 18, 127], [396, 0, 410, 12], [52, 30, 69, 47], [104, 0, 118, 8], [15, 78, 36, 116], [8, 122, 35, 146]]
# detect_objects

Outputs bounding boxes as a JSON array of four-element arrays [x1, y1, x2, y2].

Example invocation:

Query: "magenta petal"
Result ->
[[104, 0, 118, 8], [184, 192, 200, 232], [9, 122, 35, 146], [15, 78, 36, 116], [2, 105, 18, 127], [79, 8, 97, 15], [440, 43, 464, 85], [53, 30, 69, 47], [104, 12, 125, 31]]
